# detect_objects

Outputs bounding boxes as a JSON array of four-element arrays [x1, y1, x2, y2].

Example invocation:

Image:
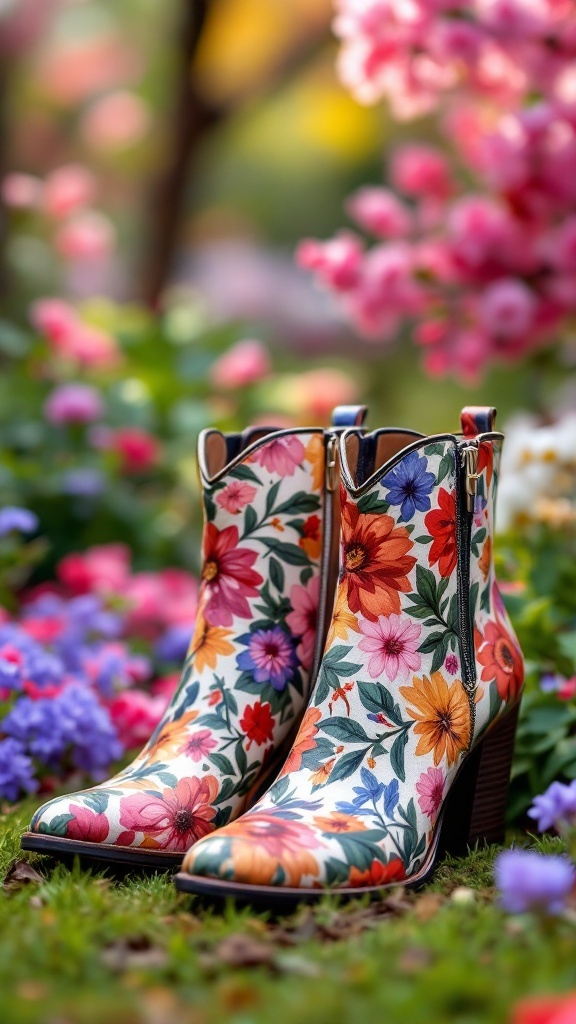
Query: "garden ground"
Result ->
[[0, 798, 574, 1024]]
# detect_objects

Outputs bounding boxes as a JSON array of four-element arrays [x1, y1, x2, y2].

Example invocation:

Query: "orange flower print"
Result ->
[[348, 857, 406, 888], [304, 433, 324, 492], [478, 535, 492, 581], [313, 811, 367, 833], [425, 488, 457, 578], [279, 707, 321, 776], [189, 617, 235, 674], [476, 620, 524, 702], [214, 811, 322, 886], [340, 495, 416, 621], [309, 759, 335, 786], [147, 710, 199, 760], [326, 582, 360, 647], [299, 514, 322, 560], [400, 672, 471, 767]]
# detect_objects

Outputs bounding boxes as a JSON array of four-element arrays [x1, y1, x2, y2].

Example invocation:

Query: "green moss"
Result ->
[[1, 805, 574, 1024]]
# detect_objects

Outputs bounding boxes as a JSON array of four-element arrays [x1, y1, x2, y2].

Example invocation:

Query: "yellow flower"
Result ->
[[189, 617, 235, 673], [304, 434, 324, 493], [399, 672, 470, 767], [326, 582, 360, 647]]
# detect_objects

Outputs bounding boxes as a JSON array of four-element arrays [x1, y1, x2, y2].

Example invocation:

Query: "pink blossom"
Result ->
[[57, 544, 131, 596], [392, 145, 453, 200], [358, 614, 422, 681], [416, 767, 445, 818], [286, 576, 319, 671], [81, 90, 151, 151], [107, 690, 166, 750], [216, 481, 257, 514], [250, 435, 305, 476], [110, 428, 160, 475], [59, 323, 120, 370], [30, 298, 76, 341], [296, 232, 363, 291], [43, 164, 96, 218], [346, 187, 411, 238], [210, 340, 271, 390], [44, 383, 104, 425], [151, 673, 180, 701], [2, 172, 43, 209], [183, 729, 218, 763], [55, 211, 115, 261], [289, 368, 360, 422], [479, 278, 536, 339], [123, 569, 198, 638]]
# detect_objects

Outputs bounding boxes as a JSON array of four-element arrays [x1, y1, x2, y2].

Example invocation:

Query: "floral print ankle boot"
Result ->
[[176, 407, 524, 904], [22, 411, 367, 867]]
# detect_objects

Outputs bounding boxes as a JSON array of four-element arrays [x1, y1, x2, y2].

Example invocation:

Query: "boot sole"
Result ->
[[173, 702, 521, 910], [19, 833, 183, 869]]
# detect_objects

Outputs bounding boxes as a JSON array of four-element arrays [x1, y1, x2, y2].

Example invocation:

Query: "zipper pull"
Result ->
[[326, 435, 339, 492], [461, 444, 479, 513]]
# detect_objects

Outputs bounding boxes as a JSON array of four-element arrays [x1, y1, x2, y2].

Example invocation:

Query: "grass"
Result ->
[[1, 799, 575, 1024]]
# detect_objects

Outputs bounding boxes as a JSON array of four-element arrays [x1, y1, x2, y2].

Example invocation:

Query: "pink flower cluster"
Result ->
[[299, 2, 576, 378]]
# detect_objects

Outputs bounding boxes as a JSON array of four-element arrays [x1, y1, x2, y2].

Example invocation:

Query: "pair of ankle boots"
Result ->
[[22, 404, 524, 908]]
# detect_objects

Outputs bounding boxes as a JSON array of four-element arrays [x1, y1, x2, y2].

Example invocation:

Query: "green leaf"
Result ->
[[319, 717, 371, 744], [244, 504, 258, 534], [38, 813, 74, 837], [269, 556, 285, 593], [83, 791, 110, 814], [209, 753, 236, 776], [357, 680, 404, 727], [229, 464, 260, 483], [413, 535, 433, 544], [437, 451, 454, 485], [327, 748, 367, 784], [390, 731, 408, 783], [357, 492, 390, 515], [235, 739, 247, 778], [261, 539, 310, 566], [265, 480, 282, 517], [274, 492, 321, 515]]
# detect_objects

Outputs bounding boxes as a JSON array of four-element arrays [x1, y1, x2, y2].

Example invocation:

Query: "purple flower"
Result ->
[[381, 450, 435, 522], [0, 507, 39, 537], [155, 624, 192, 664], [540, 674, 563, 693], [44, 383, 103, 425], [528, 780, 576, 832], [495, 849, 575, 914], [61, 468, 104, 497], [0, 738, 38, 801], [445, 654, 458, 675], [236, 626, 297, 691]]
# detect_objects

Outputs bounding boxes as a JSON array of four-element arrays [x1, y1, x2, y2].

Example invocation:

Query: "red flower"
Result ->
[[340, 494, 416, 621], [348, 857, 406, 888], [511, 993, 576, 1024], [476, 619, 524, 702], [425, 487, 457, 577], [240, 701, 275, 749], [118, 776, 219, 851], [66, 803, 110, 843], [113, 427, 161, 474], [299, 514, 322, 559], [201, 523, 263, 627]]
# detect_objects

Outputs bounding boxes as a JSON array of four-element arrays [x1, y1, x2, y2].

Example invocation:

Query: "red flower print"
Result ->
[[476, 620, 524, 702], [425, 487, 457, 577], [201, 523, 263, 627], [340, 495, 416, 621], [348, 857, 406, 887], [66, 802, 110, 843], [240, 701, 275, 749], [118, 776, 218, 851], [279, 706, 321, 776], [298, 514, 321, 560]]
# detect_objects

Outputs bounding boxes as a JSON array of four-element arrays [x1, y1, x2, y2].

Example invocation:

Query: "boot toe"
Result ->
[[29, 790, 112, 845]]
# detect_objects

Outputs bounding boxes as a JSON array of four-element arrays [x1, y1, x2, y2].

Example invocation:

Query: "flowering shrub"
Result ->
[[299, 2, 576, 379]]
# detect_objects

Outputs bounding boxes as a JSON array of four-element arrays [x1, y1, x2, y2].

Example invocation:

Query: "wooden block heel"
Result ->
[[440, 702, 521, 857]]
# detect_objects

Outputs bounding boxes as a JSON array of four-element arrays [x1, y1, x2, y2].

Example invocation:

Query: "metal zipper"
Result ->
[[456, 441, 479, 742]]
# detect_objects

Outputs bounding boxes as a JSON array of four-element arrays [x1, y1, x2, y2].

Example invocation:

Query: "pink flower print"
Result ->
[[416, 767, 445, 819], [66, 802, 110, 843], [183, 728, 218, 763], [201, 523, 263, 627], [250, 435, 305, 476], [118, 776, 218, 851], [216, 481, 257, 514], [286, 576, 319, 671], [445, 654, 458, 675], [358, 614, 422, 682]]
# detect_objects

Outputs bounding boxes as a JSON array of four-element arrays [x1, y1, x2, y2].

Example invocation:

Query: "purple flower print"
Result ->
[[381, 450, 435, 522], [237, 626, 297, 691], [495, 849, 575, 915]]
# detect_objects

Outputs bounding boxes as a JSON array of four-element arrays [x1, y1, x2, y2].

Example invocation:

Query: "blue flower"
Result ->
[[236, 626, 297, 691], [495, 849, 575, 915], [0, 738, 38, 801], [528, 780, 576, 832], [381, 451, 435, 522], [0, 506, 39, 537], [155, 624, 192, 664], [61, 469, 104, 497]]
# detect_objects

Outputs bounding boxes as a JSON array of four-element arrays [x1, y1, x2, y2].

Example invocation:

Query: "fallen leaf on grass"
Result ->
[[412, 893, 445, 922], [3, 860, 44, 892], [101, 936, 168, 972], [202, 933, 276, 971]]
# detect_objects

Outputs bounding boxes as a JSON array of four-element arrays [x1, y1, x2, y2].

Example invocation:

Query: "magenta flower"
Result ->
[[416, 767, 445, 818], [495, 850, 575, 915], [237, 626, 297, 691], [251, 436, 305, 477], [201, 523, 262, 627], [183, 728, 218, 763], [44, 383, 103, 425], [358, 614, 422, 682], [445, 654, 458, 675], [286, 576, 319, 671], [118, 776, 218, 851], [216, 481, 257, 514]]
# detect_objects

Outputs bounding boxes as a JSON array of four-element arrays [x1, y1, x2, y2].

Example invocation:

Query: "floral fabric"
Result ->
[[182, 432, 524, 889], [29, 429, 327, 852]]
